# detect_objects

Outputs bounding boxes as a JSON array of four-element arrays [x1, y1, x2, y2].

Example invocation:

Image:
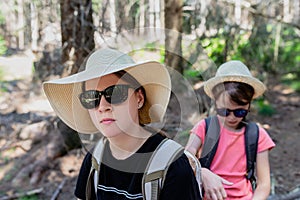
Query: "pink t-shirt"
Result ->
[[191, 117, 275, 199]]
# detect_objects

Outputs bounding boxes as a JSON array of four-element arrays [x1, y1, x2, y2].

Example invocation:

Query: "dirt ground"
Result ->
[[257, 81, 300, 196], [0, 57, 300, 199]]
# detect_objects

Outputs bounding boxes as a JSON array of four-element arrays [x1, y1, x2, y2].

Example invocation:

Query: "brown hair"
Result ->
[[212, 81, 254, 105]]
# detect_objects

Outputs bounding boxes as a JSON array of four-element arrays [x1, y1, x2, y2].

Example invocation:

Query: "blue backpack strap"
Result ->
[[199, 116, 220, 169], [244, 122, 259, 188]]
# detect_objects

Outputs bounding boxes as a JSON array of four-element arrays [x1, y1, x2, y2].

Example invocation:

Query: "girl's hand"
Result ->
[[202, 168, 233, 200]]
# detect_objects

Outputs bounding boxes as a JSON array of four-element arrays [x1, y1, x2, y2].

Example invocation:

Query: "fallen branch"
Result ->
[[50, 178, 67, 200], [268, 189, 300, 200], [0, 188, 43, 200], [0, 143, 29, 152]]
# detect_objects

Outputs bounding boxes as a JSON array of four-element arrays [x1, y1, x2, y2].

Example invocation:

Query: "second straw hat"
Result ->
[[204, 60, 266, 99]]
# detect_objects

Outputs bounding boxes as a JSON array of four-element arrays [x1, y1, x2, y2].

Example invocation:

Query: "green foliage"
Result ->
[[229, 32, 249, 62], [159, 48, 165, 63], [281, 73, 300, 92], [92, 0, 102, 11], [0, 35, 7, 55], [18, 195, 39, 200], [290, 81, 300, 92], [0, 10, 5, 25], [197, 22, 300, 82], [145, 42, 157, 51], [0, 87, 6, 94], [254, 98, 276, 117], [277, 27, 300, 73], [201, 37, 226, 65], [184, 69, 201, 79], [183, 68, 204, 83], [241, 23, 300, 75], [0, 68, 4, 81]]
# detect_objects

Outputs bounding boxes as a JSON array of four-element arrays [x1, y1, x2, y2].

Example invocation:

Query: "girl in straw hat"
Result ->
[[43, 48, 201, 200], [185, 60, 275, 200]]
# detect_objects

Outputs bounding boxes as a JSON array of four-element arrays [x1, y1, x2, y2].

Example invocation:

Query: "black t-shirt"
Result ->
[[75, 134, 201, 200]]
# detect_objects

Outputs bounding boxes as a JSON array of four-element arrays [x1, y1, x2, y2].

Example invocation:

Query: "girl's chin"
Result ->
[[102, 133, 121, 139], [225, 121, 239, 128], [100, 127, 121, 137]]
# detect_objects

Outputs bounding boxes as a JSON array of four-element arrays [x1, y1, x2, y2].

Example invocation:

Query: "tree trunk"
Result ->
[[234, 0, 241, 25], [17, 0, 25, 50], [30, 2, 38, 51], [164, 0, 183, 74], [115, 0, 127, 33], [109, 0, 117, 36], [283, 0, 290, 22], [59, 0, 95, 149], [144, 0, 150, 28], [60, 0, 95, 77], [292, 0, 299, 24]]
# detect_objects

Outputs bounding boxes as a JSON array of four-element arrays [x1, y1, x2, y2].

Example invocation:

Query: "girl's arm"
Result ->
[[185, 133, 202, 157], [185, 133, 232, 200], [252, 150, 271, 200]]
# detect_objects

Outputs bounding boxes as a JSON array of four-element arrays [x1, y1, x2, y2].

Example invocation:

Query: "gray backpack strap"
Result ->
[[184, 150, 203, 197], [86, 137, 107, 200], [200, 116, 220, 168], [85, 168, 95, 200], [142, 138, 184, 200], [244, 121, 259, 190]]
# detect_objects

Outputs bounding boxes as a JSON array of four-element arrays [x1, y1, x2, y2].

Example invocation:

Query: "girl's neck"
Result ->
[[108, 127, 151, 160]]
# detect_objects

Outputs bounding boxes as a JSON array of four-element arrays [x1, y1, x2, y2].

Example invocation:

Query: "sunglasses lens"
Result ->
[[233, 109, 248, 118], [216, 108, 229, 117], [105, 85, 129, 104], [79, 90, 100, 109], [216, 108, 248, 118], [79, 85, 132, 109]]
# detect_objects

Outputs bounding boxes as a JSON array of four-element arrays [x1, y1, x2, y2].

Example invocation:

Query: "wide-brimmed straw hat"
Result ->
[[204, 60, 266, 99], [43, 48, 171, 134]]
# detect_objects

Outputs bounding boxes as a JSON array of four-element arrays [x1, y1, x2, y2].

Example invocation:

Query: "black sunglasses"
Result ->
[[79, 84, 134, 109], [216, 108, 249, 118]]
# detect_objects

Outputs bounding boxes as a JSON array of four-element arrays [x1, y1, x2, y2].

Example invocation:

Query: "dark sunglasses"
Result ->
[[216, 108, 249, 118], [79, 84, 134, 109]]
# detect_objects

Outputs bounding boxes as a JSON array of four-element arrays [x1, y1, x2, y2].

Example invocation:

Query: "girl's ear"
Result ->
[[136, 89, 145, 109]]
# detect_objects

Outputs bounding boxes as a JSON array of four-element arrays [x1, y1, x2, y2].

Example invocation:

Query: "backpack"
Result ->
[[199, 116, 259, 189], [86, 136, 203, 200]]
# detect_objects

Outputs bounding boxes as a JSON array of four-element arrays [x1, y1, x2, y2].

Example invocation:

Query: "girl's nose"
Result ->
[[97, 96, 112, 113]]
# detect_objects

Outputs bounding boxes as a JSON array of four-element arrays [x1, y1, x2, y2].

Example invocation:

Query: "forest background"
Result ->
[[0, 0, 300, 199]]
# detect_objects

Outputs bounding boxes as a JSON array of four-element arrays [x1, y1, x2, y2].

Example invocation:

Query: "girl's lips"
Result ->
[[227, 121, 238, 125], [100, 118, 115, 124], [227, 120, 237, 124]]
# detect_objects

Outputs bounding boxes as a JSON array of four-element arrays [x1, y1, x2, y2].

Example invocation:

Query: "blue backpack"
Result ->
[[199, 116, 259, 189]]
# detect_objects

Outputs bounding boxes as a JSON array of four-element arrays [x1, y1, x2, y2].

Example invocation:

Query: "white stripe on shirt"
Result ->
[[98, 185, 143, 199]]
